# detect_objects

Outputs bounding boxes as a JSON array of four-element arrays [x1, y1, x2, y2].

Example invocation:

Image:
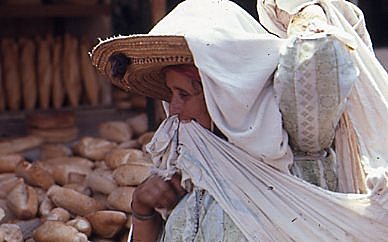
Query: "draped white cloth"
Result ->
[[148, 117, 388, 242], [149, 0, 293, 173]]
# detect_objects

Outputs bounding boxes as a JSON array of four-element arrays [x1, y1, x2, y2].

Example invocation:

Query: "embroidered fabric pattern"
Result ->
[[274, 35, 357, 153]]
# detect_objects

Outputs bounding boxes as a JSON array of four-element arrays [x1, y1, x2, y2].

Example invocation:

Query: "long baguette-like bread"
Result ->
[[52, 36, 65, 108], [80, 37, 99, 105], [63, 33, 81, 107], [0, 136, 43, 155], [47, 185, 102, 216], [19, 38, 37, 111], [1, 38, 21, 111], [37, 36, 53, 109]]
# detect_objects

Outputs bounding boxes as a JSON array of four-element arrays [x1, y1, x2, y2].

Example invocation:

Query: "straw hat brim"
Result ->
[[91, 35, 194, 102]]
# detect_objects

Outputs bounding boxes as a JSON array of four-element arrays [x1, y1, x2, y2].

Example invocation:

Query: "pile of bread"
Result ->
[[0, 112, 154, 241], [0, 33, 112, 112]]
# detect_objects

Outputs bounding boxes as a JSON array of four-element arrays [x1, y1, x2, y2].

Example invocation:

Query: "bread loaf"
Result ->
[[33, 220, 88, 242], [117, 139, 140, 149], [63, 33, 81, 107], [47, 185, 103, 216], [85, 168, 117, 195], [0, 154, 24, 173], [15, 161, 54, 190], [66, 216, 92, 237], [42, 156, 94, 169], [52, 36, 65, 108], [37, 36, 53, 109], [44, 207, 71, 223], [107, 186, 135, 212], [0, 223, 23, 242], [63, 183, 92, 196], [0, 135, 43, 155], [1, 38, 21, 111], [40, 144, 72, 160], [98, 121, 133, 143], [26, 110, 76, 129], [73, 136, 117, 161], [51, 163, 91, 185], [0, 174, 23, 198], [80, 37, 99, 105], [113, 163, 151, 186], [28, 126, 78, 143], [19, 38, 37, 111], [105, 148, 145, 169], [126, 113, 148, 136], [6, 181, 38, 220], [86, 210, 127, 238], [39, 195, 54, 217]]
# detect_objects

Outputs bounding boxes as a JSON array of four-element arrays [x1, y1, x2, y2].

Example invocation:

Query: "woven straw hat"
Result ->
[[91, 35, 194, 102]]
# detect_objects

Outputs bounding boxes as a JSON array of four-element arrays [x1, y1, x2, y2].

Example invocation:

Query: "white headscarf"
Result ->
[[150, 0, 293, 172]]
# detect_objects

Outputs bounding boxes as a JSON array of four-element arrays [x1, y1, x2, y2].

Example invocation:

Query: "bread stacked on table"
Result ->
[[26, 110, 79, 144], [0, 34, 111, 112], [0, 113, 154, 241]]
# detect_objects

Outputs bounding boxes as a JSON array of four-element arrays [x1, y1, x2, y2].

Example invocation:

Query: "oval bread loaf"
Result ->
[[47, 185, 102, 216], [86, 210, 126, 239], [107, 186, 135, 212], [33, 220, 88, 242], [15, 161, 54, 190], [113, 163, 151, 186]]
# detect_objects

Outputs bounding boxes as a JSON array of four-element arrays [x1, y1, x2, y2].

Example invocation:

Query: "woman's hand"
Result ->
[[132, 173, 187, 216]]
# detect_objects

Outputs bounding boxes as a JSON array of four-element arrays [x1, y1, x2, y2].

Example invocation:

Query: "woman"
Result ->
[[92, 0, 388, 241]]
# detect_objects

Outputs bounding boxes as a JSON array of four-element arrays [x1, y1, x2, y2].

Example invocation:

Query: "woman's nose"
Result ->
[[169, 95, 182, 116]]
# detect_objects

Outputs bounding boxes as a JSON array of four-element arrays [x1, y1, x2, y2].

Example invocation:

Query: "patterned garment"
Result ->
[[159, 189, 248, 242]]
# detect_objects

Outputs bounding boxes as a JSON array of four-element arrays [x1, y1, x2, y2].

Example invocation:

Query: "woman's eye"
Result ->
[[179, 91, 190, 98]]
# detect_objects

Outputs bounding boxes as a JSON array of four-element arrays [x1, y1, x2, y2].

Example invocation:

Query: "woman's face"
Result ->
[[165, 69, 211, 129]]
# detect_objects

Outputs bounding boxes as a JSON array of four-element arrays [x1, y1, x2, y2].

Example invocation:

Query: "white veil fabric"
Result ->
[[149, 0, 293, 173]]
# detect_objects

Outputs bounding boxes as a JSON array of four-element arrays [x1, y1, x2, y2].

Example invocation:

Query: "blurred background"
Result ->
[[0, 1, 386, 241]]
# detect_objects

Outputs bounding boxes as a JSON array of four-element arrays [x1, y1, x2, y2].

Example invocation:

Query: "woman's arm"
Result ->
[[131, 174, 186, 242]]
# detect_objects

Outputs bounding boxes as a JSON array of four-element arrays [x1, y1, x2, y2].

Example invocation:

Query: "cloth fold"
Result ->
[[148, 117, 388, 242]]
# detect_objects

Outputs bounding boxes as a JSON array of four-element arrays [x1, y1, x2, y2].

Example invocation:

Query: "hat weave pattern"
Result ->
[[91, 35, 194, 101]]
